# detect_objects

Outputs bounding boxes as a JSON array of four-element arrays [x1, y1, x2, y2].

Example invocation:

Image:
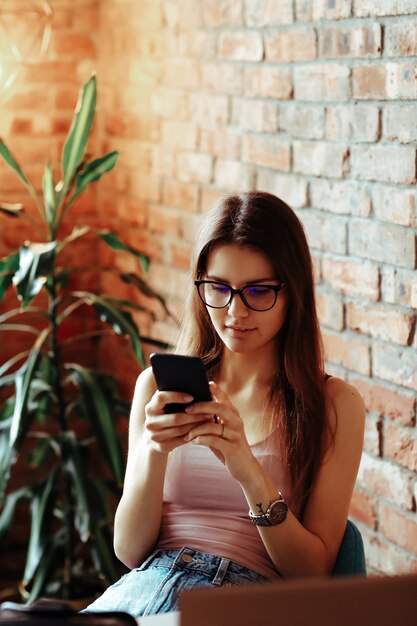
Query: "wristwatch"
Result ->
[[249, 492, 288, 527]]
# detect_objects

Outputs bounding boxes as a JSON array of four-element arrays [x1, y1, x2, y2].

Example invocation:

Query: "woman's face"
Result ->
[[202, 243, 288, 356]]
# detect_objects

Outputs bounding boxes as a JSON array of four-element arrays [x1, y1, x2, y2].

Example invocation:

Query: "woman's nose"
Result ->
[[227, 292, 249, 317]]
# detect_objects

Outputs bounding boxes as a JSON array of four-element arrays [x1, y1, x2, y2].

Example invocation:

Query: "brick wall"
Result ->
[[1, 0, 416, 577]]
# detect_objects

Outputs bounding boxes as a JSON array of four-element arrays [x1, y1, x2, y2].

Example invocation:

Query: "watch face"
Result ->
[[268, 500, 288, 525]]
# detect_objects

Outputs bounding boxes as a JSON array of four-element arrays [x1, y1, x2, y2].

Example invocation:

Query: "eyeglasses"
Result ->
[[194, 280, 285, 312]]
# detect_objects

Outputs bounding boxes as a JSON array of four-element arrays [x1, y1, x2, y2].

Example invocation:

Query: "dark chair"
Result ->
[[331, 519, 366, 576]]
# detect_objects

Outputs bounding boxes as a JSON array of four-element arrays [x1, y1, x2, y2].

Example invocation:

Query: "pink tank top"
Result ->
[[158, 429, 302, 580]]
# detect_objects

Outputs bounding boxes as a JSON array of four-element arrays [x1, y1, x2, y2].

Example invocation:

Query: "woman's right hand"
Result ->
[[144, 389, 214, 453]]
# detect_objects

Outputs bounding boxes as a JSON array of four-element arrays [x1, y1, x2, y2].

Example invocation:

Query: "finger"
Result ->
[[146, 411, 213, 432], [148, 391, 194, 413], [184, 420, 226, 443]]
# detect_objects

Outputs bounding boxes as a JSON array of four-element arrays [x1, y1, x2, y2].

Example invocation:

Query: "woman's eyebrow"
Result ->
[[205, 275, 278, 284]]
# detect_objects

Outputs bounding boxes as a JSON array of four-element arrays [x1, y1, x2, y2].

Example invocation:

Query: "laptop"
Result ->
[[179, 573, 417, 626]]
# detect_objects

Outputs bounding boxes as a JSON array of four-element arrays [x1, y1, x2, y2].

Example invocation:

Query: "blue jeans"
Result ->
[[83, 547, 268, 617]]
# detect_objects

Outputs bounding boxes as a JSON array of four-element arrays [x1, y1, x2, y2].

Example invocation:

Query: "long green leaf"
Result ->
[[0, 140, 44, 218], [25, 529, 65, 603], [99, 230, 149, 271], [60, 431, 90, 542], [0, 202, 24, 217], [65, 152, 118, 212], [23, 468, 58, 584], [0, 251, 20, 300], [71, 291, 145, 366], [91, 524, 121, 584], [61, 75, 96, 198], [121, 272, 172, 317], [64, 364, 125, 485], [13, 242, 56, 307], [42, 164, 57, 230], [0, 486, 30, 541], [0, 328, 49, 497]]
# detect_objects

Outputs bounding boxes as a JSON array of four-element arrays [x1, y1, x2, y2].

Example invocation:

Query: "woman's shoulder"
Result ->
[[324, 376, 365, 429], [133, 365, 157, 401]]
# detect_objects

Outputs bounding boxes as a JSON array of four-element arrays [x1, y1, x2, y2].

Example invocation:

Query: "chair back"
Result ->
[[331, 519, 366, 576]]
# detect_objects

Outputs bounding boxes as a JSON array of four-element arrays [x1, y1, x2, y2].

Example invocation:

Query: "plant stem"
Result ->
[[48, 272, 73, 598]]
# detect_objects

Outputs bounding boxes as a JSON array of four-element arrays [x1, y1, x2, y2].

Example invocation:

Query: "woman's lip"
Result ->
[[225, 326, 255, 332]]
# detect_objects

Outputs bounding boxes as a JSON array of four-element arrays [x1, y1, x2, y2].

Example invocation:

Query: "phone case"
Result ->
[[150, 353, 211, 413]]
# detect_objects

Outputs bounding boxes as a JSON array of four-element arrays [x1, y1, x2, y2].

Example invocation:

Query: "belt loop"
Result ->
[[212, 557, 231, 586], [137, 548, 161, 571]]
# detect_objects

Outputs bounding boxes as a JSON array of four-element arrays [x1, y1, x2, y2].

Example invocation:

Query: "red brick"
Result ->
[[385, 422, 417, 472], [52, 34, 96, 58], [294, 64, 350, 101], [385, 21, 417, 56], [232, 98, 278, 132], [380, 503, 417, 555], [244, 67, 292, 99], [383, 104, 417, 143], [312, 0, 351, 19], [354, 1, 417, 17], [357, 452, 414, 509], [161, 60, 200, 91], [319, 24, 382, 58], [200, 188, 225, 214], [168, 241, 192, 270], [347, 302, 414, 345], [245, 0, 294, 25], [214, 159, 256, 191], [161, 121, 198, 151], [298, 211, 347, 254], [188, 93, 229, 127], [372, 186, 416, 226], [353, 63, 417, 100], [265, 28, 317, 62], [311, 179, 371, 216], [280, 104, 325, 139], [199, 128, 241, 159], [200, 63, 244, 94], [201, 0, 243, 27], [323, 330, 371, 375], [316, 288, 344, 331], [349, 489, 378, 530], [364, 534, 417, 575], [363, 415, 383, 456], [349, 218, 416, 266], [326, 103, 380, 141], [178, 32, 217, 59], [242, 134, 291, 171], [255, 171, 308, 210], [381, 267, 417, 307], [176, 152, 213, 185], [161, 180, 199, 213], [148, 206, 180, 237], [373, 342, 417, 391], [350, 378, 416, 426], [293, 141, 349, 178], [351, 145, 416, 184], [218, 31, 263, 61], [323, 257, 380, 300]]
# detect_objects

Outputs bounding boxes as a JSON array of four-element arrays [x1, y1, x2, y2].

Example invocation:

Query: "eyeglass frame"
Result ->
[[194, 279, 285, 312]]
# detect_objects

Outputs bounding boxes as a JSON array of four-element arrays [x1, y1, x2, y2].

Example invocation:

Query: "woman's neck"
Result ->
[[217, 346, 276, 392]]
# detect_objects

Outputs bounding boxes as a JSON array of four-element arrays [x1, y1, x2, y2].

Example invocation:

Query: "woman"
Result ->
[[84, 191, 365, 616]]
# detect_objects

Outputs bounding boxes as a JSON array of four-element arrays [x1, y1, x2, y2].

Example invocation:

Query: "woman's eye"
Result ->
[[247, 286, 271, 296], [211, 284, 230, 294]]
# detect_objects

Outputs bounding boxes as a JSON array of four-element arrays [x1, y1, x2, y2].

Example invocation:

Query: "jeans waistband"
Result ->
[[138, 547, 267, 586]]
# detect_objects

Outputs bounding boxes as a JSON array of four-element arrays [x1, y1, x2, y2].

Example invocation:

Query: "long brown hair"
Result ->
[[177, 191, 326, 513]]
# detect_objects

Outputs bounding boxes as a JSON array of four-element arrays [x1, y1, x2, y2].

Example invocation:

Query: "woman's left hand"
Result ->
[[183, 381, 259, 483]]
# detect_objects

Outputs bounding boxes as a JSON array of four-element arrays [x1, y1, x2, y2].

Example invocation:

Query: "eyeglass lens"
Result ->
[[200, 282, 278, 311]]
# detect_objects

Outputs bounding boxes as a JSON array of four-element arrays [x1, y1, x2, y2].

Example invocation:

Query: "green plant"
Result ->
[[0, 75, 169, 602]]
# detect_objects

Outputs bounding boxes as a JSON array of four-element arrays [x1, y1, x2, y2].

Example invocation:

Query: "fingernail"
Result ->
[[183, 394, 193, 402]]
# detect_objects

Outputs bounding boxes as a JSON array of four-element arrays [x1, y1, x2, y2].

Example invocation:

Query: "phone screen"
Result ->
[[150, 353, 211, 413]]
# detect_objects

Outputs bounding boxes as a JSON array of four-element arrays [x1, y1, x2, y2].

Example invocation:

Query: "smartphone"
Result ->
[[150, 352, 212, 414]]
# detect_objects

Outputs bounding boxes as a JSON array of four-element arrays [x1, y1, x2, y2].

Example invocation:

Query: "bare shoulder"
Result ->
[[324, 376, 365, 437], [134, 365, 157, 398]]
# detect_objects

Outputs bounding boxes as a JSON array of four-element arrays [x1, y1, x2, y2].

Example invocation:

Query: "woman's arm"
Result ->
[[113, 367, 216, 569], [185, 377, 365, 577], [113, 368, 167, 569]]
